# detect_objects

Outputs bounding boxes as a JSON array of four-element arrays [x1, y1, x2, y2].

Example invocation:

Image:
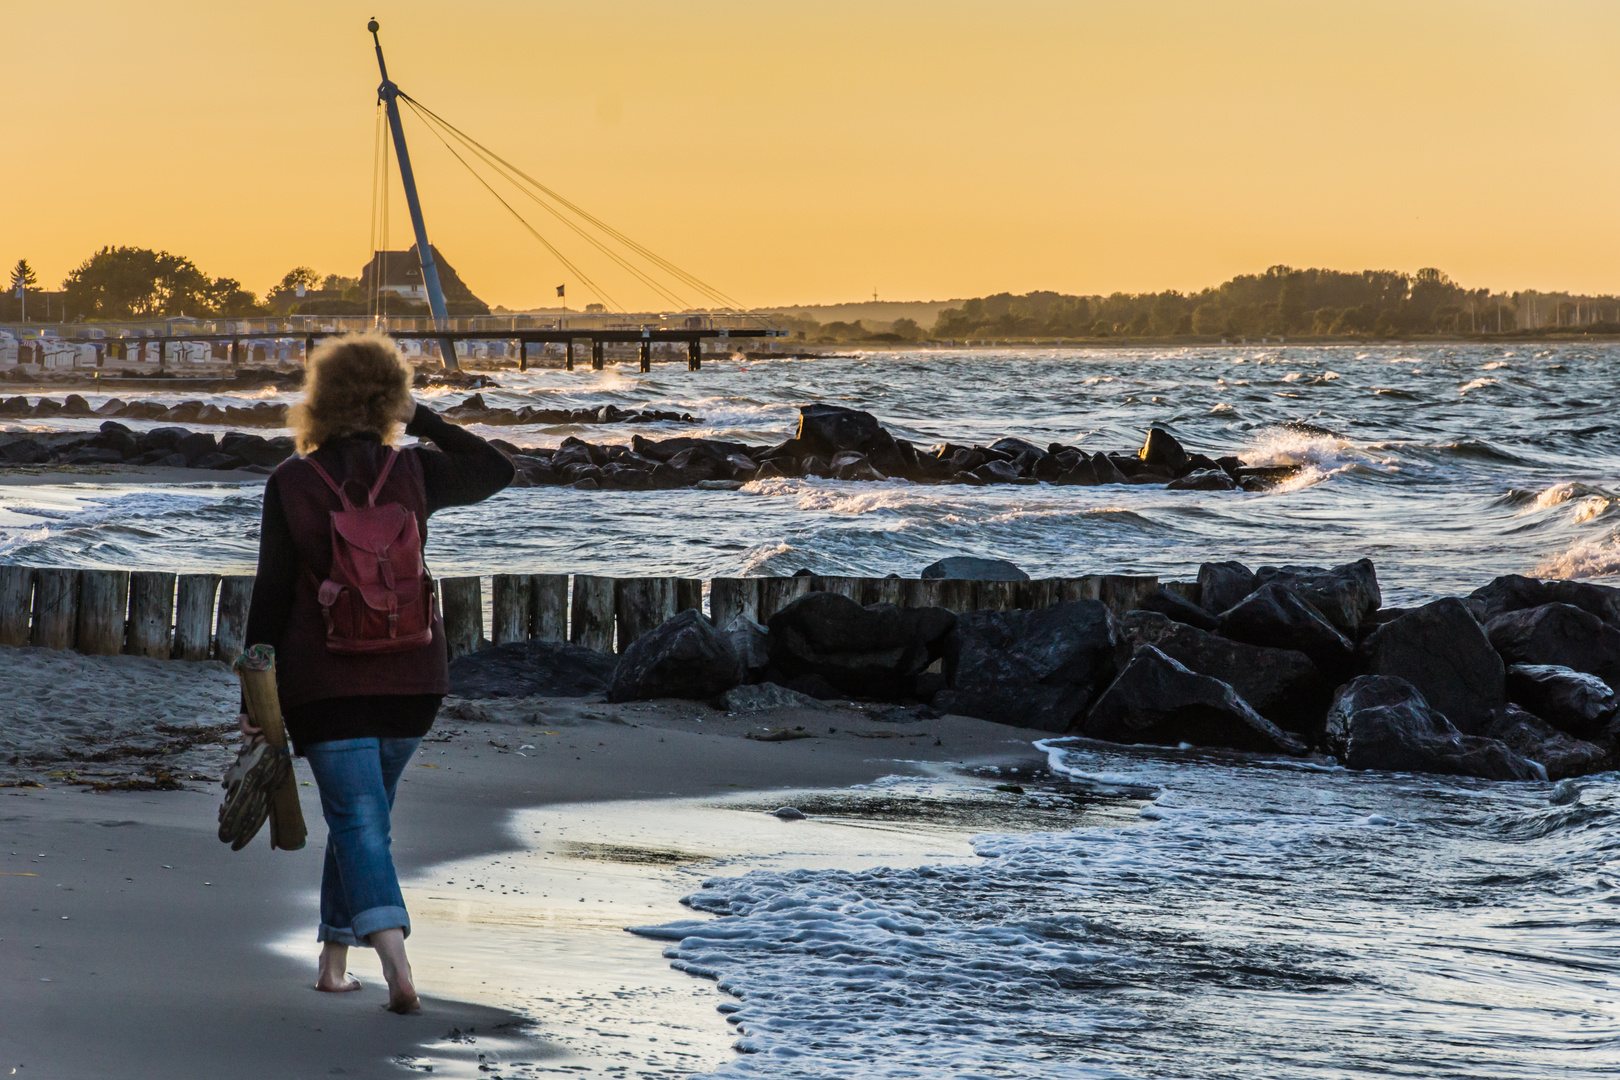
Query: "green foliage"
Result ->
[[9, 259, 37, 293], [928, 265, 1535, 339], [60, 246, 261, 320]]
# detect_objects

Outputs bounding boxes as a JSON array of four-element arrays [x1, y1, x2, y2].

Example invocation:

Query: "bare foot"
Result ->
[[315, 942, 362, 992], [370, 928, 420, 1014]]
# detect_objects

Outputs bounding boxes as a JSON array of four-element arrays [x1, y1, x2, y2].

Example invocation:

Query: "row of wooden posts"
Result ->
[[0, 566, 1172, 663]]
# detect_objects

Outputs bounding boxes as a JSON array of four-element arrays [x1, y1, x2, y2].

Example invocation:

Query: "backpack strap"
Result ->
[[303, 448, 400, 511], [367, 449, 400, 508], [301, 456, 356, 512]]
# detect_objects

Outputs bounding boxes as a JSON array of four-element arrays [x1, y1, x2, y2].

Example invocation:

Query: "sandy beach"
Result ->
[[0, 646, 1059, 1078]]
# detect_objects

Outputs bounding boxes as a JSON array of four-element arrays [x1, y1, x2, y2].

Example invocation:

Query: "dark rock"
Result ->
[[1479, 704, 1610, 780], [973, 460, 1022, 484], [60, 447, 127, 465], [220, 433, 293, 468], [936, 600, 1127, 733], [140, 426, 191, 452], [1504, 664, 1618, 739], [1130, 588, 1219, 632], [1216, 583, 1353, 672], [0, 438, 51, 465], [1091, 452, 1129, 485], [1083, 645, 1306, 754], [768, 592, 955, 700], [796, 404, 889, 457], [1138, 427, 1190, 472], [1487, 603, 1620, 690], [1121, 611, 1327, 732], [608, 609, 740, 702], [173, 431, 218, 464], [1253, 559, 1381, 634], [60, 394, 93, 416], [990, 437, 1044, 458], [1198, 560, 1258, 614], [1360, 598, 1504, 734], [1167, 468, 1236, 491], [151, 452, 189, 469], [448, 639, 619, 698], [1467, 574, 1620, 629], [713, 682, 828, 712], [1324, 676, 1544, 781], [920, 556, 1029, 581], [1053, 457, 1098, 485], [720, 615, 770, 684]]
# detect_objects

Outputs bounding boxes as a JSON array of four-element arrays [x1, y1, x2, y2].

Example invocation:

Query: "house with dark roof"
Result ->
[[359, 245, 489, 316]]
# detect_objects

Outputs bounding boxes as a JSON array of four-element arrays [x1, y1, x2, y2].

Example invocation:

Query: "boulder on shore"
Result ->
[[1359, 598, 1504, 734], [713, 682, 829, 713], [919, 556, 1029, 581], [1253, 559, 1381, 635], [1486, 603, 1620, 690], [1198, 560, 1258, 614], [936, 600, 1126, 732], [1121, 611, 1328, 732], [767, 592, 955, 699], [1478, 704, 1610, 780], [1083, 645, 1306, 754], [1216, 583, 1353, 672], [607, 610, 740, 702], [1130, 588, 1219, 632], [1323, 676, 1544, 781], [1504, 663, 1618, 739], [1467, 574, 1620, 629]]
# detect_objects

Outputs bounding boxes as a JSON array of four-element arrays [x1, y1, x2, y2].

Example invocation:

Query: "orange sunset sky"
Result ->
[[7, 0, 1620, 311]]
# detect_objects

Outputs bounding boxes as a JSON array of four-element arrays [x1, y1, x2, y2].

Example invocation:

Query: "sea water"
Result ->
[[632, 750, 1620, 1078], [2, 343, 1619, 597]]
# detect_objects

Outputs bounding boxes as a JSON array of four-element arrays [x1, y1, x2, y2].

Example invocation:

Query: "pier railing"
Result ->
[[0, 567, 1176, 664]]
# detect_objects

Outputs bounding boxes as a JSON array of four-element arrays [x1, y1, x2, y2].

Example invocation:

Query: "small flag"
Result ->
[[556, 284, 565, 298]]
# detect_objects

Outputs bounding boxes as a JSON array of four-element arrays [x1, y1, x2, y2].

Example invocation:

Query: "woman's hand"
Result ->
[[238, 712, 263, 746]]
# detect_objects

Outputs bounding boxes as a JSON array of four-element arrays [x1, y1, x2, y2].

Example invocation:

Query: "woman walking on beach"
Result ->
[[240, 334, 512, 1013]]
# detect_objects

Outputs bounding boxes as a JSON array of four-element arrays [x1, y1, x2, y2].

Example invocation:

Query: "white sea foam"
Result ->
[[1534, 532, 1620, 579]]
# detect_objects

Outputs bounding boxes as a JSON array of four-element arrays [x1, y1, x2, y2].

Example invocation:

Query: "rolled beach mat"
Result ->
[[233, 645, 307, 851]]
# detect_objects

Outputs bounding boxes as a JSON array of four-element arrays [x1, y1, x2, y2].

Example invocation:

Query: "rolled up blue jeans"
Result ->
[[302, 736, 420, 947]]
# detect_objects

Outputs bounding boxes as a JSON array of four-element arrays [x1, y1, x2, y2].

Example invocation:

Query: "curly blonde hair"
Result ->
[[288, 333, 413, 454]]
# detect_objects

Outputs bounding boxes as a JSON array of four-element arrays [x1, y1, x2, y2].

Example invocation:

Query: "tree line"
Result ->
[[927, 266, 1615, 340]]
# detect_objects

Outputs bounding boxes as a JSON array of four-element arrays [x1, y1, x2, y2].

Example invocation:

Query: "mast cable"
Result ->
[[401, 98, 685, 310], [400, 97, 622, 311]]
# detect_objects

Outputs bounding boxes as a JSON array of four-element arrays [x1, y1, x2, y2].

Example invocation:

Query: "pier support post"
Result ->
[[0, 565, 34, 646], [675, 577, 703, 616], [687, 339, 701, 371], [125, 572, 176, 658], [1057, 576, 1101, 604], [304, 336, 315, 363], [591, 338, 604, 371], [810, 576, 863, 603], [861, 577, 904, 608], [531, 574, 568, 643], [158, 339, 167, 371], [172, 573, 221, 661], [491, 573, 534, 646], [564, 340, 574, 372], [756, 576, 811, 624], [901, 578, 944, 610], [214, 575, 255, 661], [518, 339, 528, 372], [30, 568, 80, 651], [570, 575, 615, 653], [708, 578, 759, 628], [1016, 578, 1059, 610], [614, 577, 676, 653], [440, 576, 484, 660], [230, 339, 240, 366], [1098, 574, 1158, 617], [75, 569, 130, 656], [639, 341, 651, 373]]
